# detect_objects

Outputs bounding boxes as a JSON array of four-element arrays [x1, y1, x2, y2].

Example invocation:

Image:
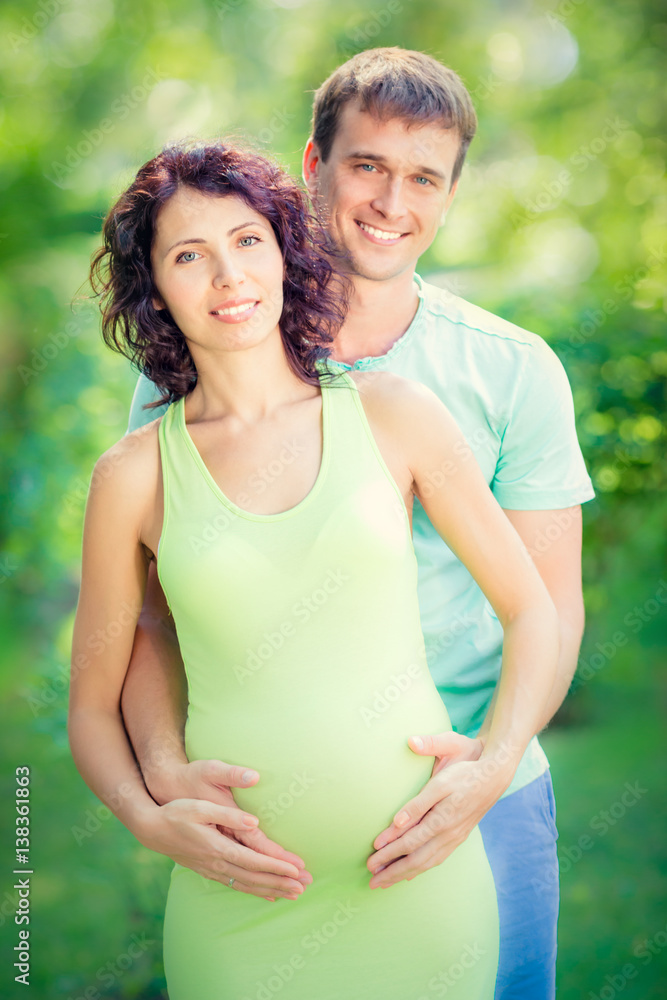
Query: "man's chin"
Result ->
[[346, 258, 412, 283]]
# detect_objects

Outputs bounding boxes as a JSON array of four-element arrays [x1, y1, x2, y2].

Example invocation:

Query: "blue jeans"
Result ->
[[478, 770, 560, 1000]]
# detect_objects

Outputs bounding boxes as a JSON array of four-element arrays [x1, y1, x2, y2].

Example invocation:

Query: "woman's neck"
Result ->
[[185, 332, 314, 425]]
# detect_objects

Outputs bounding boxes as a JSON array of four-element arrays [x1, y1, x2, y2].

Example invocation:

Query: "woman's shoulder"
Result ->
[[346, 369, 453, 428]]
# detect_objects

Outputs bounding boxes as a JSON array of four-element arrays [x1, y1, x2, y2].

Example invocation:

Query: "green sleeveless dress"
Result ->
[[157, 372, 499, 1000]]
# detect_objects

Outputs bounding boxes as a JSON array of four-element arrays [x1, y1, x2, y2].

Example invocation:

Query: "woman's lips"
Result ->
[[209, 300, 260, 323]]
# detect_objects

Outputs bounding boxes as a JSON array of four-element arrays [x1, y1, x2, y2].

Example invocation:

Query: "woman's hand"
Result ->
[[366, 731, 515, 889], [137, 796, 312, 902]]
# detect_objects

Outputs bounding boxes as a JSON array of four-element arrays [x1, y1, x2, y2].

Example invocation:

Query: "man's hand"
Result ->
[[144, 757, 313, 901], [367, 731, 512, 889]]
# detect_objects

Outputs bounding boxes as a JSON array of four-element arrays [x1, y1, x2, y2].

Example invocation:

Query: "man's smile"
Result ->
[[355, 220, 407, 244]]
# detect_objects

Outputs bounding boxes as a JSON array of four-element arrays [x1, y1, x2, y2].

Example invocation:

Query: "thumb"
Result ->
[[408, 732, 482, 762], [196, 758, 260, 790]]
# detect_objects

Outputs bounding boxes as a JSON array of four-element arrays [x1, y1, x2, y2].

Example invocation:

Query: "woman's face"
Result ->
[[150, 187, 284, 359]]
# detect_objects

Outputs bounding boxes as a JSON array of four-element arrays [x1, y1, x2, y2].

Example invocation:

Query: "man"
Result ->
[[119, 48, 594, 998]]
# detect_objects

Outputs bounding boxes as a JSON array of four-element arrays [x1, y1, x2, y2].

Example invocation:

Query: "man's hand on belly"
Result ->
[[366, 732, 511, 889]]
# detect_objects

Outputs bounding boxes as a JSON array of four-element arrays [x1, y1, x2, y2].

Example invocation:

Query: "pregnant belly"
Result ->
[[184, 661, 452, 875]]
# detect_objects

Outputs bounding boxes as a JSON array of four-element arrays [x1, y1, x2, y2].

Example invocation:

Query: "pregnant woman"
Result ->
[[69, 141, 559, 999]]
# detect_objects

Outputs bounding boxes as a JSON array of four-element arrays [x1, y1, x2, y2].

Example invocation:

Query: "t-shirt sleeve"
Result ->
[[491, 338, 595, 510], [126, 374, 169, 434]]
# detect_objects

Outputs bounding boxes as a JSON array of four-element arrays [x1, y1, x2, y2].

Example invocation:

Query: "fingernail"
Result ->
[[242, 770, 258, 783], [395, 811, 409, 827], [297, 874, 313, 885], [243, 814, 258, 827], [411, 736, 424, 750]]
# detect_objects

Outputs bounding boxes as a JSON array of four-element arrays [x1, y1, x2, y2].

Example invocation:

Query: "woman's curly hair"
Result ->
[[90, 140, 349, 406]]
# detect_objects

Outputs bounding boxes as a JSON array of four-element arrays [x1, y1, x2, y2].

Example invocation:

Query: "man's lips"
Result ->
[[355, 220, 408, 245], [209, 299, 260, 323]]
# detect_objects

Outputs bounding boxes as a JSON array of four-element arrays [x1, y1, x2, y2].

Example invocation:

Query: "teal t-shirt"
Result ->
[[127, 274, 595, 797]]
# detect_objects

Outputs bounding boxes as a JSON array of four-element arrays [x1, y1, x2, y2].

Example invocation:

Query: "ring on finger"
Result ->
[[227, 877, 235, 888]]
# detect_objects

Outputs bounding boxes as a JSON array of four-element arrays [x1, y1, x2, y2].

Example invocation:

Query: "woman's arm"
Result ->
[[379, 375, 560, 775], [68, 432, 307, 899], [68, 434, 165, 836], [356, 373, 560, 887]]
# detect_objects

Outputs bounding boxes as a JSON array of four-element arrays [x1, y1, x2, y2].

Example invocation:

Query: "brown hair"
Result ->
[[311, 47, 477, 187], [90, 141, 348, 407]]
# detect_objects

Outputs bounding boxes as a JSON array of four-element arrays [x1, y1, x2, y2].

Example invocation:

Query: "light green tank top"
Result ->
[[156, 370, 453, 871]]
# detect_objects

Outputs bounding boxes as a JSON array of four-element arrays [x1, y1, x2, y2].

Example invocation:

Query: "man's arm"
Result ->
[[503, 505, 584, 727], [120, 561, 190, 805]]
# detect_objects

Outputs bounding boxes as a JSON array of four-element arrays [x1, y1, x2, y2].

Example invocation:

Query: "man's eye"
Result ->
[[415, 176, 431, 186], [360, 164, 377, 172], [176, 251, 200, 262], [239, 235, 260, 247]]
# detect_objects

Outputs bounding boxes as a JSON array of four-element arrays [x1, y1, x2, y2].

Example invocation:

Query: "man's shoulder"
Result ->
[[417, 277, 551, 356], [97, 418, 162, 480]]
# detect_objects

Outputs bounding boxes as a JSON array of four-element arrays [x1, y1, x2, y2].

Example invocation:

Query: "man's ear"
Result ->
[[440, 178, 459, 226], [302, 137, 321, 197]]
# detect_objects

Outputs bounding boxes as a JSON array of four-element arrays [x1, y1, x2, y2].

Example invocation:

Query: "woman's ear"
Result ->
[[151, 292, 165, 311]]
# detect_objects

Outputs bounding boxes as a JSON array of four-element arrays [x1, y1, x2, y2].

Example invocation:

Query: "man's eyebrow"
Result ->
[[164, 222, 266, 256], [344, 151, 447, 182]]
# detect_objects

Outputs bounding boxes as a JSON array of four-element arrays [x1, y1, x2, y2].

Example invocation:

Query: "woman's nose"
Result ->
[[212, 256, 245, 290]]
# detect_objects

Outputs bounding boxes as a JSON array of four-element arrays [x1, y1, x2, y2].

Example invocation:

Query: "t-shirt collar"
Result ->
[[326, 273, 426, 372]]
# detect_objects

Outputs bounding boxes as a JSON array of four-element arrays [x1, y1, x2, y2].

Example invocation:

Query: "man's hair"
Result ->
[[311, 47, 477, 187], [90, 141, 347, 406]]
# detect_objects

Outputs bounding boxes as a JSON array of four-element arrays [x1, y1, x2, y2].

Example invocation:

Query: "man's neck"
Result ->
[[332, 269, 420, 366]]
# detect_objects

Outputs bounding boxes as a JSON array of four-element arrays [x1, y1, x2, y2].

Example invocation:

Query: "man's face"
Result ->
[[303, 100, 461, 282]]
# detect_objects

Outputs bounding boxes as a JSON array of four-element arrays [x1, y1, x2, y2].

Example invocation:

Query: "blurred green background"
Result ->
[[1, 0, 665, 997]]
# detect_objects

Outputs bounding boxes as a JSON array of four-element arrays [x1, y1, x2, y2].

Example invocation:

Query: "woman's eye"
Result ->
[[239, 235, 260, 247], [176, 251, 200, 263]]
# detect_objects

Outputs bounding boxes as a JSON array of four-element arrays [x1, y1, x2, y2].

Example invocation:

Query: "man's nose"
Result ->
[[370, 177, 406, 221]]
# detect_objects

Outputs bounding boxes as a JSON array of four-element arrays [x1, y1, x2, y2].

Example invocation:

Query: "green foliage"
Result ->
[[1, 0, 665, 996]]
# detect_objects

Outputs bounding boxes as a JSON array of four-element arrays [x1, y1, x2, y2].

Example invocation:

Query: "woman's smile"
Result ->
[[209, 298, 261, 324], [151, 189, 285, 356]]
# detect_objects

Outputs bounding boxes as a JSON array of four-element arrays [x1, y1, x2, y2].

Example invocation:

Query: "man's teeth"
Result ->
[[214, 302, 256, 316], [358, 222, 403, 241]]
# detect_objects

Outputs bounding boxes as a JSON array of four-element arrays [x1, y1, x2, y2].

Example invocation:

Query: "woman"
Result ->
[[69, 141, 559, 999]]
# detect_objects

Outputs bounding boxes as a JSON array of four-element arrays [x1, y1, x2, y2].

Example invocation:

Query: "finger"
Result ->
[[372, 825, 469, 888], [225, 879, 304, 902], [372, 778, 447, 851], [206, 857, 307, 895], [191, 862, 306, 899], [369, 828, 418, 871], [197, 758, 260, 789], [370, 804, 451, 871], [409, 732, 480, 763], [202, 829, 302, 879], [370, 840, 443, 889], [185, 799, 264, 837], [235, 826, 306, 870]]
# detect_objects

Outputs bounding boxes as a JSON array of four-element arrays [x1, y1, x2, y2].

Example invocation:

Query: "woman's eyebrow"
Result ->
[[165, 237, 207, 255], [164, 221, 268, 256]]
